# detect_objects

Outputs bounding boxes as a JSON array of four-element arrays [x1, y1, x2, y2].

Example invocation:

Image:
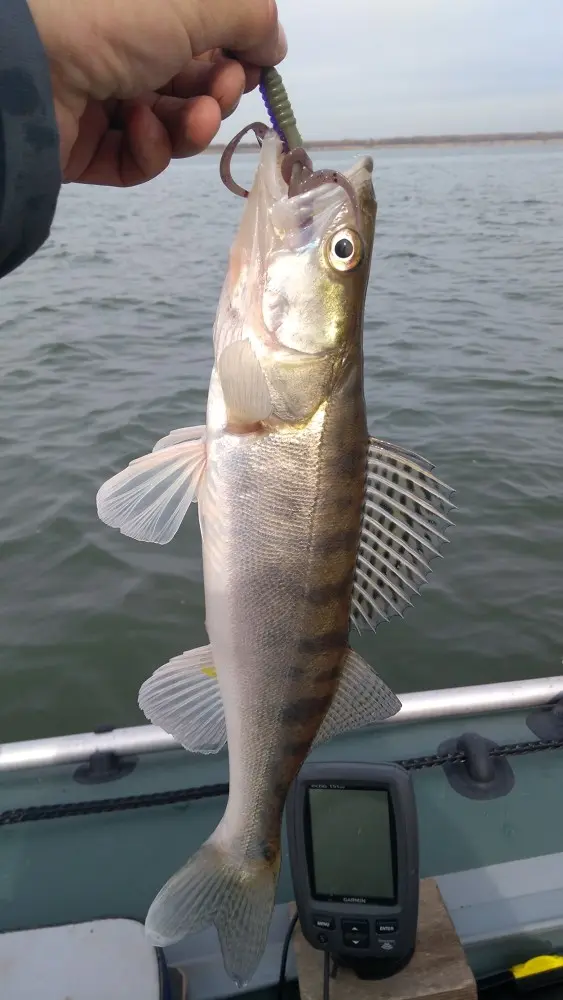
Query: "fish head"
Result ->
[[264, 148, 376, 362], [213, 130, 376, 424]]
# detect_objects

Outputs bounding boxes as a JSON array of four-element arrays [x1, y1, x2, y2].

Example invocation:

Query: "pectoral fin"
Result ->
[[313, 648, 401, 745], [152, 425, 206, 452], [350, 437, 455, 632], [138, 644, 226, 754], [217, 339, 272, 425], [96, 429, 206, 544]]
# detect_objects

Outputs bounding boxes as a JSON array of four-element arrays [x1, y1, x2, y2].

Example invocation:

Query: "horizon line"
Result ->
[[205, 130, 563, 152]]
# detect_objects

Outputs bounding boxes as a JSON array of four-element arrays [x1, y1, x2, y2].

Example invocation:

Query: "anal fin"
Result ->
[[350, 436, 455, 632], [138, 644, 226, 754], [313, 648, 401, 745]]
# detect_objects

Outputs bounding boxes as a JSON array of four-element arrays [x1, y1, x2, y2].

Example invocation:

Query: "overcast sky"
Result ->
[[220, 0, 563, 140]]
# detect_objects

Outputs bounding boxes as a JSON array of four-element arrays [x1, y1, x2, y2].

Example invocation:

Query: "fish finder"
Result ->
[[286, 760, 419, 979]]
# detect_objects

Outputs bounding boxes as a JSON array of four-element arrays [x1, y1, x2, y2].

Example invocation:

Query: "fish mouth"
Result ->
[[279, 145, 373, 204], [270, 134, 374, 225], [220, 123, 374, 219], [269, 134, 376, 249], [225, 128, 374, 249]]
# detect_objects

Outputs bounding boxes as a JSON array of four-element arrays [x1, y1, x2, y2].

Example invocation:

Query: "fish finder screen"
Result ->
[[307, 787, 396, 902]]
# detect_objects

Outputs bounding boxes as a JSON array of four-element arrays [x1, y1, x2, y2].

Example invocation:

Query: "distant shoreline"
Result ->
[[205, 130, 563, 153]]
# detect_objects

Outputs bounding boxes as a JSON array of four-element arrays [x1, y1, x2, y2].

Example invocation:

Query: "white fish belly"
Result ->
[[200, 418, 331, 850]]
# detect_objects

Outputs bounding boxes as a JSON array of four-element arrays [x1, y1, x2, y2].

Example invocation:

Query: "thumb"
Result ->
[[183, 0, 287, 65]]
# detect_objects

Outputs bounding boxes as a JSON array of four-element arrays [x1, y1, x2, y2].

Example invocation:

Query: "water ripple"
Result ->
[[0, 141, 562, 739]]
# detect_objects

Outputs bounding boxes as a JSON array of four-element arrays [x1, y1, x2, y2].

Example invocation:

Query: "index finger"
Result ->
[[184, 0, 287, 66]]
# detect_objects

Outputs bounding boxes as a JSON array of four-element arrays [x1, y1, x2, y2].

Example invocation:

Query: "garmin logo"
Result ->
[[310, 783, 346, 790], [343, 896, 367, 904]]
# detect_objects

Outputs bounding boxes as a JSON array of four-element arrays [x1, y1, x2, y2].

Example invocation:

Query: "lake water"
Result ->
[[1, 141, 562, 742]]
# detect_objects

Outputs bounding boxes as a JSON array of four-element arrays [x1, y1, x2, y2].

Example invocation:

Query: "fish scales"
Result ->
[[202, 360, 367, 859]]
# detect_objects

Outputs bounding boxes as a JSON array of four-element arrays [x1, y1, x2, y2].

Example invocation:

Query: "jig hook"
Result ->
[[219, 122, 269, 199], [219, 65, 361, 227]]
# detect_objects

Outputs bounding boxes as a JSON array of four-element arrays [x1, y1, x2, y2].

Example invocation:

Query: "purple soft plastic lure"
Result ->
[[259, 77, 288, 148], [219, 65, 361, 226]]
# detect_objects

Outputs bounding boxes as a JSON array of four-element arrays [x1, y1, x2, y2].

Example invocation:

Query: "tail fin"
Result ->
[[145, 840, 279, 987]]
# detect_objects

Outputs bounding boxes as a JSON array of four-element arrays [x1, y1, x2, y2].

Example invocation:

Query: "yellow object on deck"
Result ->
[[512, 953, 563, 979]]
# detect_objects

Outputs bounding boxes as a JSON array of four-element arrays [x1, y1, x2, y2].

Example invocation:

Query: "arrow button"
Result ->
[[342, 919, 370, 949]]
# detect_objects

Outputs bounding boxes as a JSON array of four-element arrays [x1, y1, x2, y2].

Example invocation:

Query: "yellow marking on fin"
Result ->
[[201, 666, 217, 678]]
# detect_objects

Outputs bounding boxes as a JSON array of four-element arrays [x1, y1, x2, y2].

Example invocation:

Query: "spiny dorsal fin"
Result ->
[[350, 437, 455, 633]]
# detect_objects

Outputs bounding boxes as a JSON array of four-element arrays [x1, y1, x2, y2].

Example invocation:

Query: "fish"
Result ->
[[95, 129, 455, 987]]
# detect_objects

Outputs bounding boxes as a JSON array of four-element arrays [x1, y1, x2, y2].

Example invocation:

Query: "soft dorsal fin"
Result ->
[[350, 437, 455, 632], [313, 648, 401, 744]]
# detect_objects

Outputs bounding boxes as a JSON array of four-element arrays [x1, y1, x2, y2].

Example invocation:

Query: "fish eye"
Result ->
[[326, 228, 364, 272]]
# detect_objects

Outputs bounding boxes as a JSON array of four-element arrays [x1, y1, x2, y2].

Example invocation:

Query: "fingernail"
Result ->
[[274, 23, 288, 62], [222, 88, 243, 121]]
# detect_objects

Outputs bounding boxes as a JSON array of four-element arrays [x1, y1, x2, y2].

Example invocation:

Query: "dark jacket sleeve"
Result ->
[[0, 0, 62, 279]]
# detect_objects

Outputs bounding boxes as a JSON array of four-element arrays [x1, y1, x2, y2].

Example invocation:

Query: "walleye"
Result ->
[[96, 129, 454, 986]]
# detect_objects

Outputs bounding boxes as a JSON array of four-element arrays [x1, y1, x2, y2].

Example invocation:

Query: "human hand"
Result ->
[[28, 0, 286, 186]]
